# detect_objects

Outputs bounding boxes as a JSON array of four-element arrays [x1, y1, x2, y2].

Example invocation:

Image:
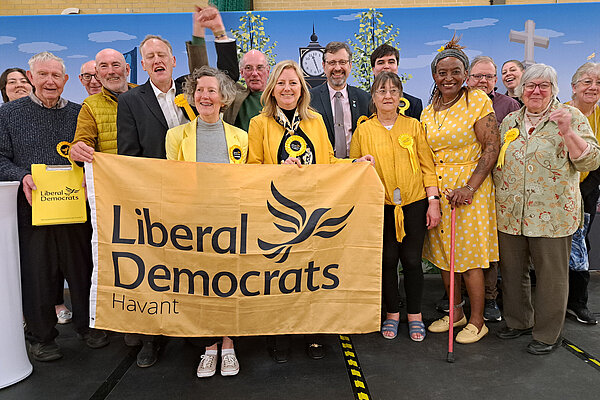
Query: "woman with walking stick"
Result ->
[[421, 36, 500, 344]]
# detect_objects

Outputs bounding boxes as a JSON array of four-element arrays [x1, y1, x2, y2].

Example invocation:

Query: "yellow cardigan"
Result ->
[[247, 111, 353, 164], [350, 113, 437, 240], [165, 117, 248, 163]]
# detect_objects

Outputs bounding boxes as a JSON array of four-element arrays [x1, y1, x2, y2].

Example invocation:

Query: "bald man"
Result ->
[[70, 48, 136, 162], [79, 60, 102, 96]]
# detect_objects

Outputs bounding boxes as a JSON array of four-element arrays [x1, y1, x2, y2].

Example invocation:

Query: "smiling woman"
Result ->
[[421, 36, 500, 345], [165, 65, 247, 378], [0, 68, 32, 103]]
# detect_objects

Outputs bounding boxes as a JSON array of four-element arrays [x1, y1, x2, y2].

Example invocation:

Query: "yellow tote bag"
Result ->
[[31, 162, 86, 225]]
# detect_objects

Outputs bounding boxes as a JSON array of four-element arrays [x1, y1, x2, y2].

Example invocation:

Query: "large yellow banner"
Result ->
[[87, 153, 384, 337]]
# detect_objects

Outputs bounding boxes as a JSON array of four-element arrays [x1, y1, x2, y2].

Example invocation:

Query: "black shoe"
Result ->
[[29, 341, 63, 362], [567, 307, 598, 325], [496, 326, 533, 339], [137, 340, 160, 368], [527, 339, 562, 355], [268, 347, 289, 363], [78, 329, 109, 349], [483, 299, 502, 322], [306, 343, 325, 360]]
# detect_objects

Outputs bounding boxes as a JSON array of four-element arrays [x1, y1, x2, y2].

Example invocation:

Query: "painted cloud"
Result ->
[[535, 28, 564, 38], [18, 42, 67, 53], [88, 31, 137, 43], [0, 36, 16, 45], [443, 18, 498, 30], [334, 13, 360, 21]]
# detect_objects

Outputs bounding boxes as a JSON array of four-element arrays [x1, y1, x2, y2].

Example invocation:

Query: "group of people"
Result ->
[[1, 6, 599, 381]]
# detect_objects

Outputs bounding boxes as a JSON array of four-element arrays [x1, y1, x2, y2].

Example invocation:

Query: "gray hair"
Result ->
[[139, 35, 173, 56], [28, 51, 65, 74], [184, 66, 236, 110], [515, 63, 559, 98], [469, 56, 497, 73], [571, 62, 600, 86]]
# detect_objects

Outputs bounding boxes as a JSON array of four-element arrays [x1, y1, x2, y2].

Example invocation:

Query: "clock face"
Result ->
[[301, 49, 324, 77]]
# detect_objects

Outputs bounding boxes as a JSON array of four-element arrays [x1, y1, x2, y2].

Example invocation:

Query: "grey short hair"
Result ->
[[515, 63, 559, 98], [469, 56, 497, 73], [184, 66, 236, 110], [139, 35, 173, 56], [28, 51, 65, 74], [571, 62, 600, 86]]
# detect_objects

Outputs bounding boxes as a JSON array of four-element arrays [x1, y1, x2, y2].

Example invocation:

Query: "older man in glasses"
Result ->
[[309, 41, 370, 158], [79, 60, 102, 96], [467, 56, 520, 125]]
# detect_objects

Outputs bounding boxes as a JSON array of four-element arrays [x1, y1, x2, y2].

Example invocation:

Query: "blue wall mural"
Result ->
[[1, 3, 598, 104]]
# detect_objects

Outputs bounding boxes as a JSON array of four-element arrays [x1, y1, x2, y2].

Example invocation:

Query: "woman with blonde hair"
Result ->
[[248, 60, 373, 362]]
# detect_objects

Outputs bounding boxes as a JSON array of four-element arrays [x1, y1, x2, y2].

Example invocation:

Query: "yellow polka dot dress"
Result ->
[[421, 89, 499, 272]]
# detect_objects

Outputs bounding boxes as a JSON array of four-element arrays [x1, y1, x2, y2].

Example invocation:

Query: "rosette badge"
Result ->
[[496, 128, 520, 168], [398, 134, 418, 174], [285, 135, 307, 158]]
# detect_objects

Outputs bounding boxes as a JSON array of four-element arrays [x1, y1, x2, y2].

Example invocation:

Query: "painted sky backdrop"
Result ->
[[1, 3, 598, 104]]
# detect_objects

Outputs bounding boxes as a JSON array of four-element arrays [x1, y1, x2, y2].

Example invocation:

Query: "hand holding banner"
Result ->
[[87, 153, 384, 337]]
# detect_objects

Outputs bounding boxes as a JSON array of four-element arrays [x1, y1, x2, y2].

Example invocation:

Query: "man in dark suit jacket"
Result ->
[[371, 43, 423, 120], [117, 9, 237, 159], [309, 42, 370, 157]]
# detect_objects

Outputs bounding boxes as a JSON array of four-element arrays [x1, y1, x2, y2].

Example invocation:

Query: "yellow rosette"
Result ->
[[496, 128, 520, 168], [398, 134, 418, 174], [398, 97, 411, 115], [229, 145, 243, 164], [56, 141, 71, 159], [174, 94, 197, 121], [285, 135, 307, 158]]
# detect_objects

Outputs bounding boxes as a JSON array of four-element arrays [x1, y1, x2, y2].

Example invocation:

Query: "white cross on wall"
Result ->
[[509, 20, 550, 67]]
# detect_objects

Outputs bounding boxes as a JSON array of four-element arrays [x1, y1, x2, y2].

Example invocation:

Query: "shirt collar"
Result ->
[[29, 92, 68, 109], [327, 83, 348, 100], [149, 78, 175, 97]]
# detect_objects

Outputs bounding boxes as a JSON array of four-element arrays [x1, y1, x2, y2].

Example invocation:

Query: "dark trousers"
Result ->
[[382, 200, 427, 315], [568, 184, 599, 309], [19, 221, 93, 344], [499, 232, 571, 344]]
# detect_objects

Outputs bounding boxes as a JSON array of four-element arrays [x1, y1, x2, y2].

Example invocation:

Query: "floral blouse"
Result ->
[[493, 99, 600, 237]]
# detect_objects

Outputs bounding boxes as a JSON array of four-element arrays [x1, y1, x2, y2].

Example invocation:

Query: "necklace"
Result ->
[[434, 108, 451, 130], [525, 104, 552, 134], [441, 91, 462, 106]]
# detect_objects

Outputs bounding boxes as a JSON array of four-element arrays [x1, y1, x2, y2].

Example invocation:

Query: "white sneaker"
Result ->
[[220, 353, 239, 376], [197, 354, 217, 378], [56, 309, 72, 324]]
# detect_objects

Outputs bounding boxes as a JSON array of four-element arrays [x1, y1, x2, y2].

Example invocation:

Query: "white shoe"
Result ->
[[220, 353, 239, 376], [56, 309, 72, 324], [197, 354, 217, 378]]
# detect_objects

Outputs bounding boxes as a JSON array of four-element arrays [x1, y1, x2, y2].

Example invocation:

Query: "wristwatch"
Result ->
[[427, 195, 440, 201]]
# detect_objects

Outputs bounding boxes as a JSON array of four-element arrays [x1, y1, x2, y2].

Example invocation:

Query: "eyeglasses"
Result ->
[[80, 73, 97, 82], [375, 88, 401, 96], [577, 78, 600, 87], [325, 60, 350, 67], [523, 82, 552, 92], [469, 74, 496, 80], [242, 65, 267, 73]]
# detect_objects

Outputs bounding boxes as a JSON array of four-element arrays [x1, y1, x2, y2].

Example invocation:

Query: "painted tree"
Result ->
[[347, 9, 411, 91], [230, 11, 278, 65]]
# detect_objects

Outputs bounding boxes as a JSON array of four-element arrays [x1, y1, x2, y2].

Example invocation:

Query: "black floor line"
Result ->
[[562, 337, 600, 372], [89, 346, 139, 400], [339, 335, 372, 400]]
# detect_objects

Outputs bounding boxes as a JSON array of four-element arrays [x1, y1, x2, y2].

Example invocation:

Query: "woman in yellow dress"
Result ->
[[421, 37, 500, 344], [350, 72, 440, 341]]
